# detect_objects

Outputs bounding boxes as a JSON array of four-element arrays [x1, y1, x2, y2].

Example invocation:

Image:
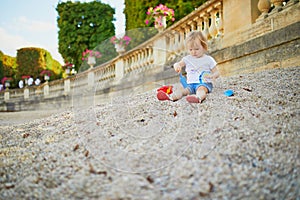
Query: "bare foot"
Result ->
[[186, 95, 201, 103]]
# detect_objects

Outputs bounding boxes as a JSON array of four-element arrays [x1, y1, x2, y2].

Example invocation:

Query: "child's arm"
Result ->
[[210, 66, 219, 79], [173, 60, 185, 73]]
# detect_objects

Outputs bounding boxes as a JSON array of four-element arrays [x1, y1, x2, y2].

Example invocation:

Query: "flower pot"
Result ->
[[44, 74, 50, 81], [4, 81, 10, 89], [87, 56, 96, 68], [115, 44, 125, 54], [154, 16, 167, 32], [65, 68, 71, 75]]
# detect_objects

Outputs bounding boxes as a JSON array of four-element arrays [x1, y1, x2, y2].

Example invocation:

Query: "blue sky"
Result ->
[[0, 0, 125, 64]]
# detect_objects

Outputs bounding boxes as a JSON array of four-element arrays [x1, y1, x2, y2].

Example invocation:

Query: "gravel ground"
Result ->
[[0, 110, 66, 126], [0, 66, 299, 200]]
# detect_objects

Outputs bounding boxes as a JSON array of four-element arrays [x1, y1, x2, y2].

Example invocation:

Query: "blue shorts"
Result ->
[[179, 72, 213, 94], [187, 82, 213, 94]]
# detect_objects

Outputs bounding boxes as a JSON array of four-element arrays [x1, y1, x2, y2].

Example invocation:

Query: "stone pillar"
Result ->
[[115, 58, 124, 79], [64, 78, 71, 95], [153, 35, 167, 67], [24, 88, 29, 99], [88, 71, 94, 87], [44, 83, 49, 97], [4, 91, 9, 101], [223, 0, 260, 30], [222, 0, 260, 46]]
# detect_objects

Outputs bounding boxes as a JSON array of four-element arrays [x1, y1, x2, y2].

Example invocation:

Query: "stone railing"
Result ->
[[1, 0, 299, 111]]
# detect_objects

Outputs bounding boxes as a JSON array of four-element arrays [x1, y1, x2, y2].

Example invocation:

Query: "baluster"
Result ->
[[257, 0, 271, 20], [124, 57, 128, 74], [131, 55, 136, 70], [165, 33, 172, 60], [127, 56, 131, 72], [145, 49, 151, 69], [183, 25, 191, 38], [174, 31, 180, 53], [128, 57, 132, 72], [270, 0, 285, 12], [111, 64, 116, 78], [202, 12, 211, 40], [179, 29, 185, 53], [170, 31, 176, 53], [129, 55, 134, 71], [196, 17, 203, 32], [216, 2, 223, 36], [131, 56, 134, 72], [143, 50, 148, 71], [140, 50, 145, 70], [134, 54, 139, 70], [137, 51, 142, 71], [188, 20, 197, 31], [144, 49, 149, 66], [149, 47, 154, 64], [208, 7, 218, 38]]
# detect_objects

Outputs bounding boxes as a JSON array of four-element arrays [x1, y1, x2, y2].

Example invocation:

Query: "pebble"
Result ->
[[0, 67, 299, 199]]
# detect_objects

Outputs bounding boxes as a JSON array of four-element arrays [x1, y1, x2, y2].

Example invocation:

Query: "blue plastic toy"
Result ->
[[224, 89, 234, 97]]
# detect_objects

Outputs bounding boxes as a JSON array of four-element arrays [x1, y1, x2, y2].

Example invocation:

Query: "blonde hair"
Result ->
[[185, 31, 208, 51]]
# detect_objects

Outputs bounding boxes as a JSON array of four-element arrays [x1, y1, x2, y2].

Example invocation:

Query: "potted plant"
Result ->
[[1, 77, 13, 89], [62, 62, 74, 74], [82, 49, 101, 68], [110, 35, 131, 54], [21, 75, 31, 85], [40, 70, 52, 81], [145, 4, 175, 32]]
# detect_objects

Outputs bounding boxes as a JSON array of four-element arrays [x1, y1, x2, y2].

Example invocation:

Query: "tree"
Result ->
[[0, 51, 17, 88], [0, 51, 4, 82], [56, 1, 115, 72], [16, 48, 63, 82]]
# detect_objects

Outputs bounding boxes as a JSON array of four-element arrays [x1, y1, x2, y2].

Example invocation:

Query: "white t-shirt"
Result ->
[[183, 54, 217, 84]]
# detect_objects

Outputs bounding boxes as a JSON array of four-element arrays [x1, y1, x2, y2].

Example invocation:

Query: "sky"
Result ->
[[0, 0, 125, 64]]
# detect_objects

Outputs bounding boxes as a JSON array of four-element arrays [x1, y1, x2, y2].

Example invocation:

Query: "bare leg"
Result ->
[[196, 86, 208, 103], [186, 86, 208, 103], [171, 83, 190, 101]]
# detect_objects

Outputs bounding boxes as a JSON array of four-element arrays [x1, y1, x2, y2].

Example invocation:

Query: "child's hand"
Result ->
[[205, 72, 219, 83], [173, 63, 181, 73]]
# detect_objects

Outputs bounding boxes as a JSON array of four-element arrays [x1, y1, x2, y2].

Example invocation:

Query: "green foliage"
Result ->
[[0, 49, 62, 88], [0, 51, 4, 82], [16, 48, 63, 82], [125, 27, 157, 51], [0, 52, 17, 88], [124, 0, 207, 30], [56, 1, 115, 72]]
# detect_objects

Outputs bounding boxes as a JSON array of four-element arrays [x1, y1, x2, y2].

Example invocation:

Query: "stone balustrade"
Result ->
[[1, 0, 299, 111]]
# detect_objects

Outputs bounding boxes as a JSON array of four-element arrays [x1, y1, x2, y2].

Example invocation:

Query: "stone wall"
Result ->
[[213, 21, 300, 76]]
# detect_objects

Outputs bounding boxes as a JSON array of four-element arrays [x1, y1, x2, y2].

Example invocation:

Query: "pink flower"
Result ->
[[110, 35, 131, 46], [1, 77, 13, 85], [62, 62, 74, 69], [40, 70, 52, 76], [145, 4, 175, 26], [81, 49, 102, 61]]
